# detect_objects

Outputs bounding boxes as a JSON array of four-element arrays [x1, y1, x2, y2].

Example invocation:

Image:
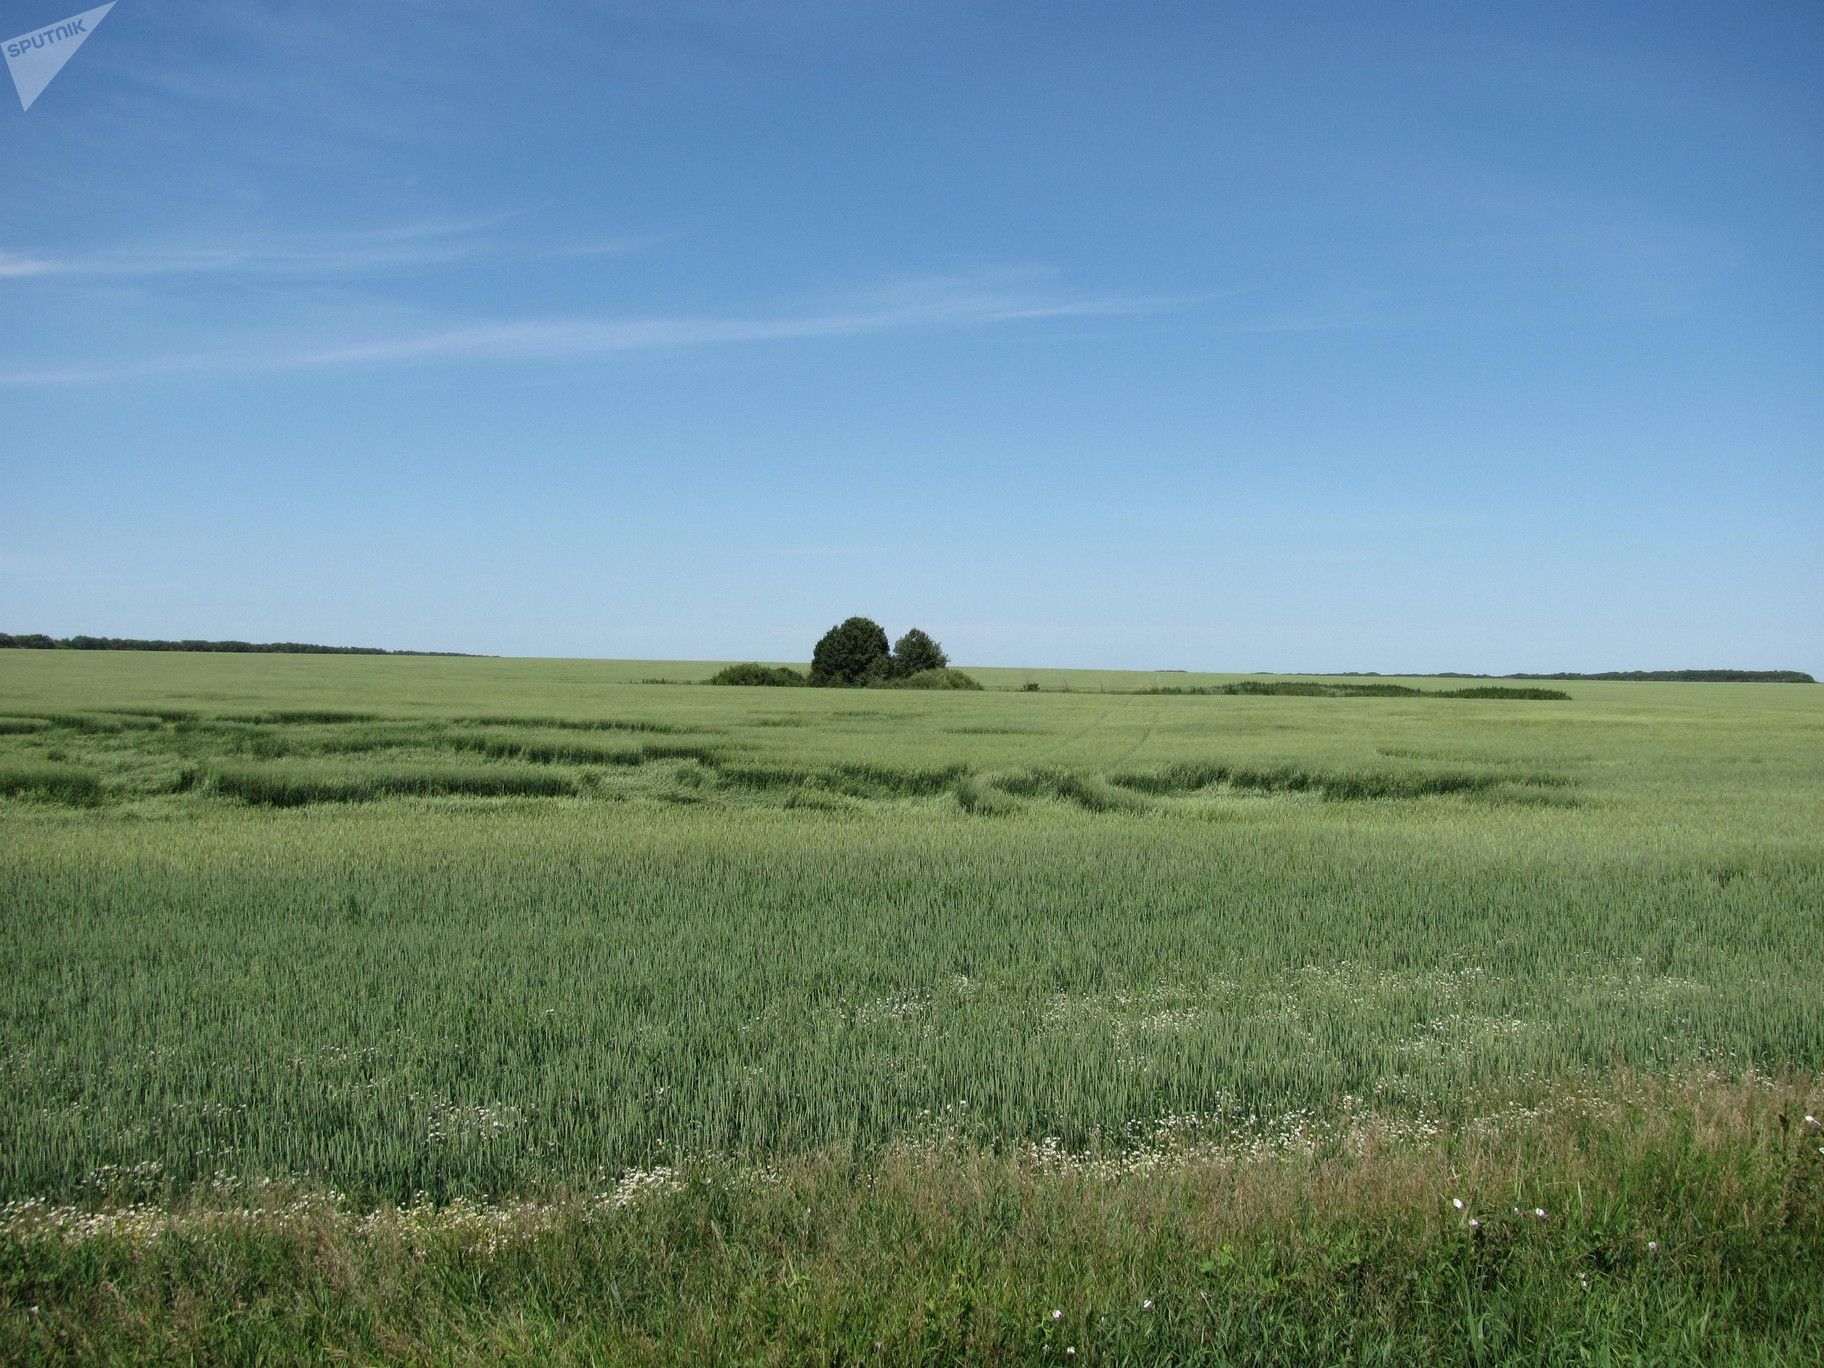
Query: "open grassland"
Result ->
[[2, 651, 1822, 1361]]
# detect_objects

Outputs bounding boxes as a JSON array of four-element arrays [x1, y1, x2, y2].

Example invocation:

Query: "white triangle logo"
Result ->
[[5, 3, 116, 111]]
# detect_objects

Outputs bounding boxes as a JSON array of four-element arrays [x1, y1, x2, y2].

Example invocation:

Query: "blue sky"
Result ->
[[1, 1, 1818, 671]]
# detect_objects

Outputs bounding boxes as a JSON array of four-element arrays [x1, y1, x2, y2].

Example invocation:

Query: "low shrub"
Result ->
[[707, 664, 807, 687], [1435, 685, 1571, 700], [886, 668, 983, 691]]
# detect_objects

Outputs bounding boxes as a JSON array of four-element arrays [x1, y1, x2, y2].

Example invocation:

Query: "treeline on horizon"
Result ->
[[0, 634, 476, 658], [0, 633, 1810, 681], [1437, 669, 1815, 683], [1289, 668, 1814, 684], [1144, 681, 1572, 700]]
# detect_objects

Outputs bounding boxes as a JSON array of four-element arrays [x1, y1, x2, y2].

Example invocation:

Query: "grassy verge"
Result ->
[[5, 1073, 1820, 1364]]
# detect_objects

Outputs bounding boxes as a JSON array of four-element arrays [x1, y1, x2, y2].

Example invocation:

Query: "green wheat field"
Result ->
[[3, 650, 1822, 1362]]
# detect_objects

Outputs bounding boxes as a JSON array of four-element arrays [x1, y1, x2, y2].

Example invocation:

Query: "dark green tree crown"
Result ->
[[891, 628, 948, 678], [810, 617, 890, 685]]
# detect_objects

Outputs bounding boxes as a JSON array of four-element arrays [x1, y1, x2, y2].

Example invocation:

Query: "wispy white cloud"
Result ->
[[0, 277, 1172, 386], [0, 217, 649, 281], [0, 251, 56, 279]]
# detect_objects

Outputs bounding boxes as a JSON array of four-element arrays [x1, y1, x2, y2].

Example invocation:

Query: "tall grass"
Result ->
[[4, 1074, 1819, 1363], [1, 652, 1820, 1357], [203, 760, 577, 805], [0, 761, 102, 805]]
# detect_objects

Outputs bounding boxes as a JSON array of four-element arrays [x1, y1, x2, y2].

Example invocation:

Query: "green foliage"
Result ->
[[891, 628, 948, 677], [1, 649, 1822, 1358], [4, 1076, 1821, 1364], [0, 632, 471, 656], [1142, 680, 1571, 700], [809, 617, 890, 686], [1440, 685, 1572, 700], [887, 667, 983, 690], [0, 761, 102, 805], [205, 760, 577, 806], [0, 653, 1819, 1208], [706, 663, 807, 687], [1503, 669, 1816, 683]]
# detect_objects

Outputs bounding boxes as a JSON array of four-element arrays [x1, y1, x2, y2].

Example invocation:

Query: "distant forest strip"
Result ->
[[1271, 670, 1815, 684], [1141, 681, 1571, 700], [0, 634, 478, 657], [1500, 670, 1814, 683], [1429, 670, 1815, 684]]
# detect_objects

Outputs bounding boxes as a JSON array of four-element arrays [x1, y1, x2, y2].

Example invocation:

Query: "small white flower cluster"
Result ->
[[1449, 1196, 1483, 1232], [368, 1197, 574, 1256], [599, 1165, 680, 1209], [1392, 1013, 1533, 1069], [842, 993, 931, 1026], [1, 1191, 346, 1245], [75, 1160, 166, 1197], [422, 1100, 522, 1145], [1012, 1097, 1465, 1180], [6, 1168, 702, 1252], [898, 1100, 977, 1151]]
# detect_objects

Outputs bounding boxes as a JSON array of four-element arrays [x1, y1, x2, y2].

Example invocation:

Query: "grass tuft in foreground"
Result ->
[[4, 1074, 1819, 1363]]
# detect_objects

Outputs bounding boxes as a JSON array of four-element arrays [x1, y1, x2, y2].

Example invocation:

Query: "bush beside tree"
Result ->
[[707, 663, 806, 687], [888, 667, 982, 690]]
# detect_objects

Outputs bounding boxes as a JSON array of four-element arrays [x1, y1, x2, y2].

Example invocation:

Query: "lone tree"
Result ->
[[810, 616, 890, 686], [891, 628, 948, 678]]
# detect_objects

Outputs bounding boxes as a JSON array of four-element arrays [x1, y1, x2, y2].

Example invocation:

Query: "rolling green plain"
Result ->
[[3, 650, 1822, 1362]]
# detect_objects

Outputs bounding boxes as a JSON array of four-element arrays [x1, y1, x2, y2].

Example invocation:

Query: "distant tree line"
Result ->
[[709, 618, 980, 689], [1424, 670, 1815, 684], [1298, 669, 1816, 684], [1500, 670, 1815, 683], [1141, 681, 1570, 700], [0, 633, 476, 657]]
